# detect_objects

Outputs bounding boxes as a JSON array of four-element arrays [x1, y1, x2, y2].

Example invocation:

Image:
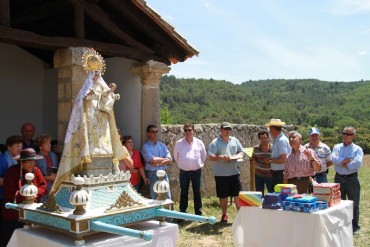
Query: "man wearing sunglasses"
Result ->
[[141, 124, 172, 200], [332, 126, 363, 234], [174, 123, 207, 217]]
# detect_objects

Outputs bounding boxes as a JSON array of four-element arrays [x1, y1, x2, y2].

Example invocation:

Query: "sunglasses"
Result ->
[[184, 129, 193, 132], [342, 133, 354, 136]]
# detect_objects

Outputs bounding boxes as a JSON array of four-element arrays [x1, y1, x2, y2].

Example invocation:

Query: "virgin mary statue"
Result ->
[[51, 49, 131, 194]]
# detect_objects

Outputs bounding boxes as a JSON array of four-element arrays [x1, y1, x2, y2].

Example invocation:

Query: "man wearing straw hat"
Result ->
[[264, 119, 291, 188]]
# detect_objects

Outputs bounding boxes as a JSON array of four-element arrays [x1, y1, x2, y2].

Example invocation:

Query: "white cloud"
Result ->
[[329, 0, 370, 15], [203, 3, 211, 9], [358, 51, 367, 55]]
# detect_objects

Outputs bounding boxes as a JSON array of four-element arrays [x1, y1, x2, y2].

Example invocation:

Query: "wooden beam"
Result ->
[[0, 0, 10, 26], [69, 0, 153, 54], [0, 26, 169, 64], [107, 0, 184, 61], [74, 5, 85, 38], [11, 0, 69, 26]]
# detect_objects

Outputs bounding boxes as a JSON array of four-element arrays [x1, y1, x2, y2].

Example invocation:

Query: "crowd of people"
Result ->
[[251, 119, 363, 235], [0, 119, 364, 246]]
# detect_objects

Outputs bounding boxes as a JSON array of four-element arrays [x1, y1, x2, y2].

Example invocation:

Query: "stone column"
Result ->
[[130, 60, 170, 145], [54, 47, 88, 147]]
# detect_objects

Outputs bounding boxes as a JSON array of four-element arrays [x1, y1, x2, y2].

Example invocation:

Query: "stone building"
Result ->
[[0, 0, 198, 147]]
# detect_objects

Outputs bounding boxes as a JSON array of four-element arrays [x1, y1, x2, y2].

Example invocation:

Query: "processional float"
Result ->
[[6, 49, 216, 245]]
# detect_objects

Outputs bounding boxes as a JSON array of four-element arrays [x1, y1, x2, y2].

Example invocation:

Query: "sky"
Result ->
[[146, 0, 370, 84]]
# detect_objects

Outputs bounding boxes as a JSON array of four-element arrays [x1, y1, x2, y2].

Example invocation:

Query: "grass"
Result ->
[[175, 155, 370, 247]]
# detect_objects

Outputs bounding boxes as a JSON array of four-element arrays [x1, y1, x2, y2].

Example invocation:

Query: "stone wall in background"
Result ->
[[142, 123, 294, 203]]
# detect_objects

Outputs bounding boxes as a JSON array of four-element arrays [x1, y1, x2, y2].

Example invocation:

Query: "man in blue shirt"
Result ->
[[332, 126, 363, 234], [208, 122, 244, 223], [264, 119, 291, 188], [141, 125, 172, 200]]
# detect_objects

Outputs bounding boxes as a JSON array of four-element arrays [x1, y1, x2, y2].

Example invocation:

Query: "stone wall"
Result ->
[[148, 123, 293, 202]]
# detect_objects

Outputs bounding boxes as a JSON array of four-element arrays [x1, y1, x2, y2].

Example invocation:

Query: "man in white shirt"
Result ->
[[174, 123, 207, 216]]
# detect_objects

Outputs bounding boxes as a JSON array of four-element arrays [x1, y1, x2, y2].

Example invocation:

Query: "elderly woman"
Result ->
[[283, 131, 322, 194], [120, 135, 149, 192], [0, 135, 23, 241], [1, 148, 47, 246], [36, 134, 59, 202]]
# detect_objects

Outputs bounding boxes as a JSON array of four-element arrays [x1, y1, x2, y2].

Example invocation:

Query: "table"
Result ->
[[232, 200, 353, 247], [7, 221, 179, 247]]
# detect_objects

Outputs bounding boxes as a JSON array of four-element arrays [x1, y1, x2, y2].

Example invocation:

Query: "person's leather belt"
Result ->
[[290, 176, 309, 180], [336, 172, 357, 178]]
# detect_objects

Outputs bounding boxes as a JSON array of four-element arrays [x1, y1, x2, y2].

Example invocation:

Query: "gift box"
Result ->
[[313, 192, 341, 207], [285, 195, 317, 203], [238, 191, 262, 206], [316, 201, 328, 211], [274, 184, 297, 193], [281, 187, 297, 195], [282, 201, 318, 213], [313, 183, 340, 194], [262, 193, 282, 209], [279, 193, 289, 201]]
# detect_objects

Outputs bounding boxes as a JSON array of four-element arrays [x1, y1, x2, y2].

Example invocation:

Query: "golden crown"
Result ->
[[81, 49, 106, 74]]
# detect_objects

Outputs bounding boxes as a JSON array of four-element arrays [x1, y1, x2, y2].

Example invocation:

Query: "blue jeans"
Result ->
[[179, 169, 202, 215], [335, 173, 360, 231], [255, 174, 273, 197], [314, 172, 328, 183], [146, 170, 171, 200]]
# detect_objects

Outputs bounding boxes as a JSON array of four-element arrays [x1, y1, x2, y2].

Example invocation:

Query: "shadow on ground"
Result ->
[[178, 220, 232, 235]]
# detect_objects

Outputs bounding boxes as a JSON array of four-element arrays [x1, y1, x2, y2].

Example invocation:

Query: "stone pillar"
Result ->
[[130, 60, 170, 145], [54, 47, 88, 146]]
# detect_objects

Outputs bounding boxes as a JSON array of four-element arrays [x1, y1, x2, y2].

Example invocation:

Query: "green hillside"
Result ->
[[160, 75, 370, 152]]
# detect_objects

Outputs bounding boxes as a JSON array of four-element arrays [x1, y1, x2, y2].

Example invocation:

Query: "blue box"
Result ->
[[282, 201, 318, 213], [316, 201, 328, 211], [285, 195, 317, 203]]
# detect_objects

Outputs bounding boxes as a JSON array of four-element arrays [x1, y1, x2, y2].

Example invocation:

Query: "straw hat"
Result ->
[[265, 119, 286, 127]]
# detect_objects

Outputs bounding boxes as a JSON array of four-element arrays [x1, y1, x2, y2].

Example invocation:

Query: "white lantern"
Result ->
[[20, 173, 38, 204], [69, 176, 89, 215], [153, 170, 170, 201]]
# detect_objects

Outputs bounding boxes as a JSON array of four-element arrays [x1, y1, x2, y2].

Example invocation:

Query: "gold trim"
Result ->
[[105, 189, 144, 213], [81, 49, 106, 74], [38, 194, 63, 213]]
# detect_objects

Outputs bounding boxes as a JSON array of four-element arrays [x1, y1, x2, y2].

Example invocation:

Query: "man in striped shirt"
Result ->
[[251, 130, 273, 196], [284, 131, 322, 194]]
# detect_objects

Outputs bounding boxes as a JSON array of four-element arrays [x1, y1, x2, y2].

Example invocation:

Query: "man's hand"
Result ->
[[218, 155, 230, 161], [341, 158, 352, 168]]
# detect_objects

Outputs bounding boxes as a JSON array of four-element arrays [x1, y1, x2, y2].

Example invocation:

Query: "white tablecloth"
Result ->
[[7, 220, 179, 247], [232, 200, 353, 247]]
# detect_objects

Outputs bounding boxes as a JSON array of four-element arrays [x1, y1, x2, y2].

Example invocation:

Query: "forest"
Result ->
[[160, 75, 370, 153]]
